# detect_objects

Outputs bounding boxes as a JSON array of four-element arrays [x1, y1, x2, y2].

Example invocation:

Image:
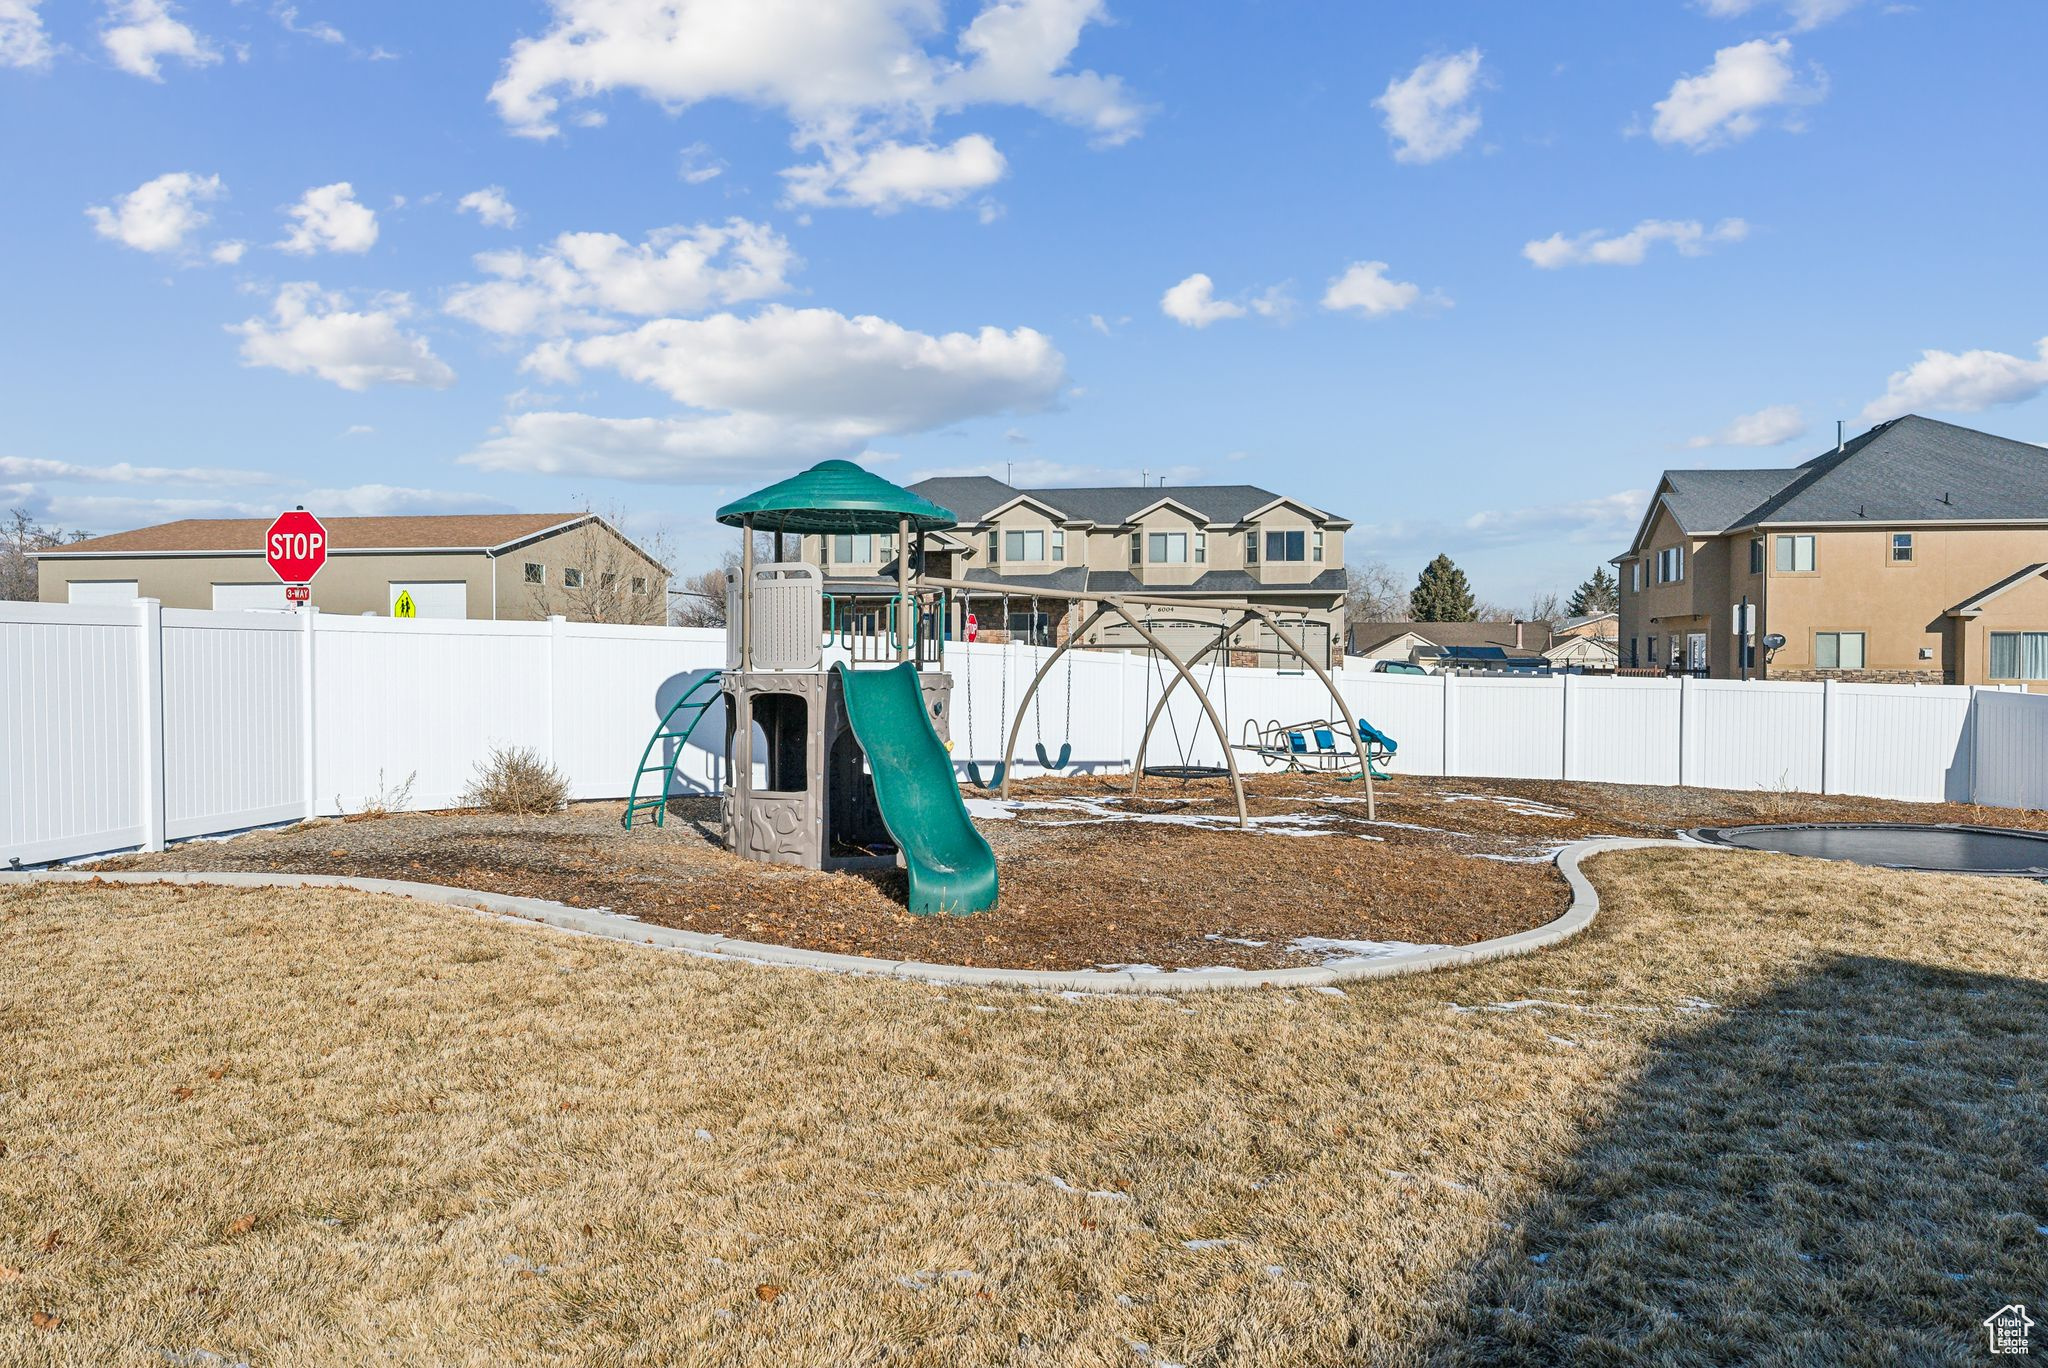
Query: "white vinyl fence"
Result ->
[[3, 599, 2044, 867]]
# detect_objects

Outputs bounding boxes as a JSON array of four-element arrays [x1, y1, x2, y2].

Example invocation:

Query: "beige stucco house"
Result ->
[[803, 476, 1352, 665], [1615, 415, 2048, 687], [35, 512, 670, 623]]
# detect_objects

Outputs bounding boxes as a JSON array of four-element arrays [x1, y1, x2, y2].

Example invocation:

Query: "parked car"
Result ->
[[1372, 660, 1428, 675]]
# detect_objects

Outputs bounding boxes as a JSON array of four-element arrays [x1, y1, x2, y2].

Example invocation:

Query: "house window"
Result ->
[[1749, 538, 1764, 575], [601, 572, 617, 589], [563, 567, 583, 588], [1265, 530, 1307, 562], [832, 534, 876, 563], [986, 530, 999, 563], [1990, 631, 2048, 679], [1668, 635, 1683, 669], [523, 561, 544, 585], [1004, 529, 1046, 562], [1195, 532, 1206, 564], [631, 576, 648, 594], [1246, 532, 1259, 564], [1312, 530, 1324, 563], [1628, 561, 1641, 593], [1814, 631, 1865, 670], [881, 535, 895, 562], [1656, 546, 1684, 583], [1891, 533, 1914, 563], [1775, 534, 1816, 573], [1148, 532, 1188, 563], [1628, 637, 1639, 669], [1052, 529, 1064, 563], [1646, 634, 1658, 668], [1129, 532, 1141, 565]]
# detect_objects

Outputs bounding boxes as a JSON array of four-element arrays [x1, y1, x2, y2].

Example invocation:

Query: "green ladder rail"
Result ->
[[622, 672, 725, 830]]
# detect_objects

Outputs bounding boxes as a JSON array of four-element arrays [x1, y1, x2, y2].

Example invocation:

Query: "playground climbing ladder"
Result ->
[[622, 672, 724, 830]]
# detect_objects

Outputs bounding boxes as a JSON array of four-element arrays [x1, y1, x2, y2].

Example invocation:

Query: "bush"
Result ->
[[341, 769, 416, 820], [463, 745, 570, 815]]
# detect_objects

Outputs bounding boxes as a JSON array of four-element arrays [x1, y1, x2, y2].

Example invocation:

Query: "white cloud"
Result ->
[[1, 0, 53, 69], [232, 282, 456, 391], [210, 239, 247, 264], [299, 484, 513, 515], [488, 0, 1144, 144], [1523, 217, 1749, 268], [466, 305, 1065, 481], [1687, 403, 1807, 448], [100, 0, 219, 81], [273, 5, 345, 44], [678, 142, 726, 184], [1460, 490, 1653, 543], [560, 305, 1064, 426], [457, 186, 519, 228], [782, 134, 1007, 212], [1862, 337, 2048, 423], [1160, 273, 1245, 328], [32, 492, 271, 526], [462, 411, 860, 482], [277, 182, 379, 255], [1374, 48, 1484, 165], [0, 455, 275, 484], [445, 219, 797, 337], [911, 457, 1201, 485], [86, 171, 223, 254], [1319, 261, 1424, 317], [341, 424, 375, 436], [1698, 0, 1865, 32], [1651, 39, 1824, 150]]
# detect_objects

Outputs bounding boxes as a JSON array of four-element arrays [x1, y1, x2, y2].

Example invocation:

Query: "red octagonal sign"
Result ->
[[265, 509, 328, 585]]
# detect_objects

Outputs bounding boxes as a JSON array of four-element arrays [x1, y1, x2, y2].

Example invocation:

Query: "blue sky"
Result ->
[[4, 0, 2046, 604]]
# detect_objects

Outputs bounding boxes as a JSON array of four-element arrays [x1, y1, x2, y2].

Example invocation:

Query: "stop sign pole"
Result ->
[[266, 507, 328, 607]]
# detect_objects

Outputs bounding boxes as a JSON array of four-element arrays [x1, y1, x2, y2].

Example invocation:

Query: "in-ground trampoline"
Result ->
[[1687, 823, 2048, 878]]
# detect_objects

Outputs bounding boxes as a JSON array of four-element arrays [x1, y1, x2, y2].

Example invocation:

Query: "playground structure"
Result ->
[[921, 577, 1380, 822], [622, 460, 1387, 913]]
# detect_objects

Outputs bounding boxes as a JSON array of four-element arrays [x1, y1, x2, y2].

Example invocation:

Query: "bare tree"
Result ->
[[1, 509, 92, 601], [1523, 590, 1564, 623], [1345, 558, 1408, 626], [529, 503, 675, 625], [672, 551, 737, 628]]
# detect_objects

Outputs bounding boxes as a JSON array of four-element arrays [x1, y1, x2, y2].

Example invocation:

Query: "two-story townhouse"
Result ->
[[803, 476, 1351, 665], [1614, 415, 2048, 687]]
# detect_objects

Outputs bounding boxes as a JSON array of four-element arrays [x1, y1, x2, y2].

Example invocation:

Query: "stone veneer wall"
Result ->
[[1767, 668, 1954, 685]]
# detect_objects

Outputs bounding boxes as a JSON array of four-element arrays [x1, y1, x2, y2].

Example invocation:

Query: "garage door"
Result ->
[[67, 580, 139, 605], [387, 581, 467, 620], [212, 582, 289, 612]]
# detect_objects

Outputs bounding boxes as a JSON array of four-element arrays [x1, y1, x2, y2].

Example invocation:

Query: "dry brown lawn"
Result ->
[[3, 850, 2045, 1364]]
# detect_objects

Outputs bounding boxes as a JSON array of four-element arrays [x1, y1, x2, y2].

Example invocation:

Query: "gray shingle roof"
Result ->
[[1660, 469, 1800, 534], [949, 567, 1345, 596], [1644, 417, 2048, 548], [908, 477, 1343, 527]]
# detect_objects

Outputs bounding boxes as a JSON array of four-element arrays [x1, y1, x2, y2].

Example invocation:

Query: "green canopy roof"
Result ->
[[715, 460, 959, 535]]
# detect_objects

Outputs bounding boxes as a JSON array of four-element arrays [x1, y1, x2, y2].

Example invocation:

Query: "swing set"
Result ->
[[961, 592, 1075, 789], [925, 577, 1375, 824]]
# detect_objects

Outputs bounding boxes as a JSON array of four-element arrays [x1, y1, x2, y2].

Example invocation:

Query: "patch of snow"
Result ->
[[1450, 999, 1598, 1015], [1313, 986, 1348, 997], [1528, 1252, 1551, 1265], [1288, 936, 1446, 966], [1546, 1035, 1579, 1048], [1180, 1237, 1238, 1250], [897, 1268, 978, 1290], [693, 1128, 713, 1142], [1440, 792, 1577, 819], [1204, 933, 1268, 947], [1043, 1174, 1129, 1200]]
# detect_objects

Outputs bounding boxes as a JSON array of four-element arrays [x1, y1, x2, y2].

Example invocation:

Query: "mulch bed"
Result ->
[[85, 773, 2048, 972]]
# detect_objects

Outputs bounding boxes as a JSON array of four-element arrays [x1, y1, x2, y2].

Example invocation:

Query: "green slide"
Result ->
[[834, 662, 999, 916]]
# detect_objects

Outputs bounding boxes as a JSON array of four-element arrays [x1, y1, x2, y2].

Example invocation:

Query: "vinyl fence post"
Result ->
[[136, 597, 166, 853], [1820, 678, 1839, 795], [301, 606, 319, 819], [547, 615, 567, 773], [1676, 674, 1691, 788], [1560, 671, 1576, 781], [1441, 669, 1457, 777]]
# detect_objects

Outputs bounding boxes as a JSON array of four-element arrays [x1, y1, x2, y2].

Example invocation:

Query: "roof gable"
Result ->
[[43, 513, 591, 557]]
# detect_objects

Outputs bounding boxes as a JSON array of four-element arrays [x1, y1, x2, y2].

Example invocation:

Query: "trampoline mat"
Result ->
[[1687, 823, 2048, 877]]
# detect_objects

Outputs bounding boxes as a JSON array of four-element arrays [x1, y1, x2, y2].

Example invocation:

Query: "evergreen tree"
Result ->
[[1565, 565, 1618, 617], [1409, 554, 1477, 622]]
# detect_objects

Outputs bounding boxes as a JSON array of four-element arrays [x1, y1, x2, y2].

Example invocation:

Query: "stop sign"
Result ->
[[965, 612, 978, 642], [265, 509, 328, 584]]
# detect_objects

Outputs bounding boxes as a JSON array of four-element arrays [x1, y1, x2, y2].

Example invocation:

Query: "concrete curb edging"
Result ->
[[0, 838, 1701, 994]]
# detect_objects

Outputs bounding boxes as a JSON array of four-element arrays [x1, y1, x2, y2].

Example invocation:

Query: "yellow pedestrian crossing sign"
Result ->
[[393, 589, 417, 619]]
